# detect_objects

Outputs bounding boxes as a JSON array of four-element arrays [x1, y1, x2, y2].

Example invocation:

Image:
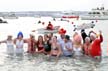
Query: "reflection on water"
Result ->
[[0, 52, 108, 71]]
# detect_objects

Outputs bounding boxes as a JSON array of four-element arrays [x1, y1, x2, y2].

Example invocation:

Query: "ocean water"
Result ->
[[0, 17, 108, 71]]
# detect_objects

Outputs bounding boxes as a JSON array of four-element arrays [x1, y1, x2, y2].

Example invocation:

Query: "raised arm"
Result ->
[[0, 40, 7, 44], [99, 31, 103, 43], [13, 38, 17, 44], [24, 39, 28, 43]]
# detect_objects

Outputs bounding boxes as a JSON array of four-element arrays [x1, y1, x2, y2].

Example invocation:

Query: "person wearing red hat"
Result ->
[[58, 28, 66, 44], [58, 28, 73, 57], [58, 28, 66, 35]]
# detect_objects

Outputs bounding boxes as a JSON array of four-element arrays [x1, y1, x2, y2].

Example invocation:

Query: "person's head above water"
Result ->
[[7, 35, 12, 40], [90, 33, 96, 41], [73, 34, 82, 44], [51, 36, 57, 43], [17, 32, 23, 39], [85, 37, 90, 44], [64, 35, 70, 42], [59, 28, 66, 38]]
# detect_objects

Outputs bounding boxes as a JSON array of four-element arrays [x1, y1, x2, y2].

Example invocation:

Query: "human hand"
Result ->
[[99, 30, 102, 34]]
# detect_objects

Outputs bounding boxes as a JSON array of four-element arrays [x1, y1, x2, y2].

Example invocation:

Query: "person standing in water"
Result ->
[[81, 29, 87, 43], [14, 32, 26, 55], [89, 31, 103, 60], [27, 34, 37, 54], [0, 35, 14, 55], [43, 34, 51, 55], [48, 33, 53, 40], [83, 37, 91, 56], [73, 33, 83, 57], [49, 36, 62, 60], [58, 28, 66, 42], [36, 35, 44, 53], [62, 35, 73, 57]]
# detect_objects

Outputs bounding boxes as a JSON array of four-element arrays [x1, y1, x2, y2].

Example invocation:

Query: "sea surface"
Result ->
[[0, 17, 108, 71]]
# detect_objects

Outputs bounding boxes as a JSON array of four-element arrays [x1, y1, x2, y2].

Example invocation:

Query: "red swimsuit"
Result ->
[[37, 42, 44, 51]]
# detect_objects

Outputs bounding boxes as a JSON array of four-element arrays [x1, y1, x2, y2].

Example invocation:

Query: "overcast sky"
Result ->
[[0, 0, 107, 11]]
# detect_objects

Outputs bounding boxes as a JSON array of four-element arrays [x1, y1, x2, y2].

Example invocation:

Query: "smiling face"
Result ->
[[52, 36, 57, 43], [60, 34, 65, 39], [90, 33, 96, 41], [30, 34, 34, 40], [18, 35, 23, 39], [44, 34, 48, 41], [38, 35, 43, 43], [7, 35, 12, 40], [85, 37, 90, 44]]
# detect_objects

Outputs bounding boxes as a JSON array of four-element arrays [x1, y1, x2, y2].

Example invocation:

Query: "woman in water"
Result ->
[[49, 36, 62, 59], [43, 34, 51, 55], [36, 35, 44, 53], [0, 35, 14, 55], [83, 37, 91, 56], [73, 33, 83, 57], [14, 32, 26, 55], [27, 34, 37, 54]]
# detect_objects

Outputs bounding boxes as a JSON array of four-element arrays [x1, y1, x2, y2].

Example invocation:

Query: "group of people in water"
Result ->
[[0, 28, 103, 61]]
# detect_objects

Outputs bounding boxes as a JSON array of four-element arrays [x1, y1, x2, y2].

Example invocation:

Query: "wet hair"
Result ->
[[49, 21, 51, 23], [65, 35, 70, 40], [54, 36, 57, 39], [44, 34, 49, 38], [85, 37, 90, 42], [37, 35, 44, 45], [81, 29, 85, 33], [51, 36, 57, 42], [44, 34, 48, 38], [7, 35, 12, 40]]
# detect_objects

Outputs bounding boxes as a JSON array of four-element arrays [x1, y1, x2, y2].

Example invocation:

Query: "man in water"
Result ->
[[62, 35, 73, 57], [89, 31, 103, 61], [46, 21, 54, 30]]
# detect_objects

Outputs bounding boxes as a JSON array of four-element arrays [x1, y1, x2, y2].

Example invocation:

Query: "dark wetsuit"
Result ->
[[44, 41, 51, 52]]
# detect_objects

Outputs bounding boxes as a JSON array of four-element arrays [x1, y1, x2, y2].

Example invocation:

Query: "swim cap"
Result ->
[[17, 32, 23, 38]]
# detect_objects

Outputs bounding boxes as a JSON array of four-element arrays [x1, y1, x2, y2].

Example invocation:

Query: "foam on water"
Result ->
[[0, 17, 108, 71]]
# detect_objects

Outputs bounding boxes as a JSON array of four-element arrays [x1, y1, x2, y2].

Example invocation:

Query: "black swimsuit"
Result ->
[[44, 41, 51, 52]]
